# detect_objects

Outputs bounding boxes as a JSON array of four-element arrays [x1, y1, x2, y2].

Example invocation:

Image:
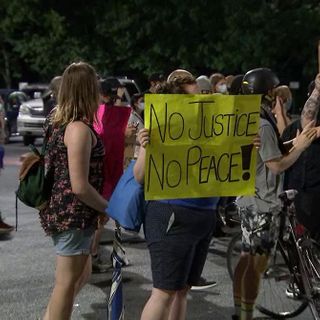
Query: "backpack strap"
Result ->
[[40, 124, 53, 155], [19, 153, 40, 180]]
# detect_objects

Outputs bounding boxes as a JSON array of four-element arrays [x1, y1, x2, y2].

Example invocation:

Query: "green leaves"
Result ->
[[0, 0, 320, 88]]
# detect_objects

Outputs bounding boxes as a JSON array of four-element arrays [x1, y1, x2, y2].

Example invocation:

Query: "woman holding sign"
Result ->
[[134, 75, 220, 320]]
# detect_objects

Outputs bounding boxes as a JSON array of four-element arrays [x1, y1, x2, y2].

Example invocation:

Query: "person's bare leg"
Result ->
[[140, 288, 175, 320], [43, 302, 50, 320], [74, 255, 92, 297], [43, 254, 89, 320], [233, 253, 250, 319], [168, 287, 189, 320], [241, 254, 268, 320], [91, 225, 104, 256]]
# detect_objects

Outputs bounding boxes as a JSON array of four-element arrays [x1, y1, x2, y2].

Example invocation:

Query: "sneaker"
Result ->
[[92, 254, 112, 273], [0, 216, 14, 234], [191, 276, 217, 291], [285, 282, 302, 300]]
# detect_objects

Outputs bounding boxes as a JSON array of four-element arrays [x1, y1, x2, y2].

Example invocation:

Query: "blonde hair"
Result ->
[[274, 85, 292, 103], [53, 62, 99, 126]]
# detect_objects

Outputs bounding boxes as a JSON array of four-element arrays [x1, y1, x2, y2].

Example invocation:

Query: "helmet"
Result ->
[[229, 74, 244, 95], [196, 75, 212, 93], [242, 68, 279, 95], [167, 69, 193, 82]]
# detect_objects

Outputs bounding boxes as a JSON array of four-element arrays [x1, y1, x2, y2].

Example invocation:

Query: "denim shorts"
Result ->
[[51, 227, 95, 256]]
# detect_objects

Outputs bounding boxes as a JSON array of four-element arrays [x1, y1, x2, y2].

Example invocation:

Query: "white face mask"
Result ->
[[138, 102, 145, 110], [216, 83, 227, 94]]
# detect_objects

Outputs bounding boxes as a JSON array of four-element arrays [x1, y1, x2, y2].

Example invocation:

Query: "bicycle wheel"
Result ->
[[256, 240, 308, 319], [226, 232, 242, 280], [298, 238, 320, 319]]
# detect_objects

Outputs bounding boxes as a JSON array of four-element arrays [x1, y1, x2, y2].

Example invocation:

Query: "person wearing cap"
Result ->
[[232, 68, 318, 320]]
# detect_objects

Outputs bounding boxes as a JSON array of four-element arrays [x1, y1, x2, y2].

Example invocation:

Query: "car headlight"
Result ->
[[19, 105, 31, 115]]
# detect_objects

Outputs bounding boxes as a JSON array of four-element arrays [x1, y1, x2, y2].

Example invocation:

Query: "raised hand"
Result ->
[[137, 128, 150, 148], [292, 120, 317, 152]]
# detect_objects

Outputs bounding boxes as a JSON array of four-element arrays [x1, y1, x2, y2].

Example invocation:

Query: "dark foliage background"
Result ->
[[1, 0, 320, 109]]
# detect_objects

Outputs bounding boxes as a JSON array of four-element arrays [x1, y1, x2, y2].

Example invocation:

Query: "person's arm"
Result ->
[[114, 87, 128, 106], [301, 74, 320, 128], [273, 96, 290, 135], [265, 126, 317, 175], [133, 128, 149, 184], [64, 121, 108, 213]]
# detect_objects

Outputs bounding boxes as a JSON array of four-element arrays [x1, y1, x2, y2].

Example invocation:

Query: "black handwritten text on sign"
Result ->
[[144, 94, 261, 200]]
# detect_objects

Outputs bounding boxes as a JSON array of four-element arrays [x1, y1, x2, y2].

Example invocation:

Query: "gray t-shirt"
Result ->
[[237, 118, 283, 213]]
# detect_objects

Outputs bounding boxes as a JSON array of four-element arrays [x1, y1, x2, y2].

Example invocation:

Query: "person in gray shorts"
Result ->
[[232, 68, 318, 320]]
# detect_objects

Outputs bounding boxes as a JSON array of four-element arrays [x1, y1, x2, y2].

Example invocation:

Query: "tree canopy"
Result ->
[[1, 0, 320, 94]]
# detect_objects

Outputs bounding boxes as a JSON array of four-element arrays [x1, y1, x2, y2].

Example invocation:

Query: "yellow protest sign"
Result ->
[[144, 94, 261, 200]]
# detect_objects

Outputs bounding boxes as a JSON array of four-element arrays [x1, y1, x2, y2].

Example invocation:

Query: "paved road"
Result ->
[[0, 137, 314, 319]]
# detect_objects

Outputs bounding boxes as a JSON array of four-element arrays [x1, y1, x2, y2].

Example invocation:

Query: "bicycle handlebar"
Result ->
[[279, 189, 298, 203]]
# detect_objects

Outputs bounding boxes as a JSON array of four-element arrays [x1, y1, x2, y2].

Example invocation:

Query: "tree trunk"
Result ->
[[1, 48, 12, 88]]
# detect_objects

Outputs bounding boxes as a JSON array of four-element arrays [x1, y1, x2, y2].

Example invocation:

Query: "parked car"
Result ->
[[17, 78, 140, 146], [17, 98, 46, 145], [20, 83, 49, 100]]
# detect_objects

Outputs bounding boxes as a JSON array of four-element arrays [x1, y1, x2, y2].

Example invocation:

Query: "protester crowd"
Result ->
[[1, 61, 320, 320]]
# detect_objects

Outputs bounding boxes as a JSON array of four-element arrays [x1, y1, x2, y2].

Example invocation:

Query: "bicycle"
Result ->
[[226, 190, 320, 319]]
